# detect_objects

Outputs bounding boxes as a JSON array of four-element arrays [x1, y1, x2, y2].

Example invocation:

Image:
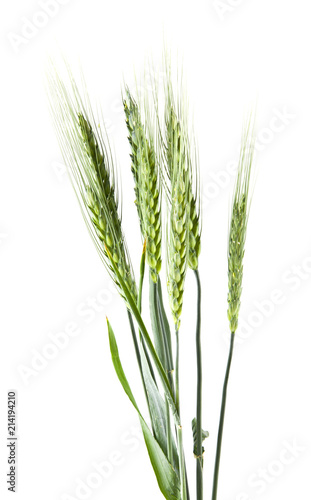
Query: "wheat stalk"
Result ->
[[212, 115, 255, 500], [163, 61, 205, 500]]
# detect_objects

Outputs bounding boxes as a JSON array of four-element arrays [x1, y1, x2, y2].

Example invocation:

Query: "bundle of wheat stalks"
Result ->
[[48, 58, 255, 500]]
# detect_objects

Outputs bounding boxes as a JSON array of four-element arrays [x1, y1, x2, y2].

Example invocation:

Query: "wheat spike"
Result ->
[[164, 74, 201, 272], [124, 89, 162, 283], [47, 66, 137, 304], [165, 102, 191, 326], [227, 118, 255, 333], [188, 182, 201, 270]]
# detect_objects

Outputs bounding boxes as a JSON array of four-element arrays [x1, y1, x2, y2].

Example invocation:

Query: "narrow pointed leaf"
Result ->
[[140, 344, 180, 476], [107, 319, 181, 500]]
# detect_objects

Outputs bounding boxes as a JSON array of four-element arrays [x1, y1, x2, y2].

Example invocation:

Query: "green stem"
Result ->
[[126, 243, 156, 431], [175, 326, 189, 498], [138, 243, 157, 385], [157, 277, 174, 381], [194, 269, 203, 500], [175, 325, 190, 500], [177, 425, 187, 500], [175, 325, 180, 415], [138, 240, 146, 313], [211, 332, 235, 500], [150, 277, 167, 372], [126, 311, 147, 398], [153, 277, 175, 467]]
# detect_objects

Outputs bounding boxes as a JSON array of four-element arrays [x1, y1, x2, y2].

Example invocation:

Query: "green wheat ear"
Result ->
[[163, 63, 201, 325], [123, 88, 162, 283], [164, 105, 191, 326], [188, 183, 201, 270], [227, 117, 255, 333], [47, 66, 137, 305], [166, 104, 201, 271]]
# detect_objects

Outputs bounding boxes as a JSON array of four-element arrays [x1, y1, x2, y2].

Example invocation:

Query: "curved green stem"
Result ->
[[211, 332, 235, 500], [194, 269, 203, 500]]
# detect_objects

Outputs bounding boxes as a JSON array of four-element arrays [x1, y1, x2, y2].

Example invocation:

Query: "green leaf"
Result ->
[[107, 319, 181, 500], [192, 418, 209, 456], [140, 344, 180, 476]]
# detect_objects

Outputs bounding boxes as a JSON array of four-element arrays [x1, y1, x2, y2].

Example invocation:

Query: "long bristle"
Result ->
[[47, 62, 137, 304]]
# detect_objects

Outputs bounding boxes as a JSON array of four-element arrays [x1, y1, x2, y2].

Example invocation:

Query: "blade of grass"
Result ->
[[107, 319, 181, 500]]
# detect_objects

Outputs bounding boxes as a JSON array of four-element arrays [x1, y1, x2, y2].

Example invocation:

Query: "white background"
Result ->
[[1, 1, 310, 499]]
